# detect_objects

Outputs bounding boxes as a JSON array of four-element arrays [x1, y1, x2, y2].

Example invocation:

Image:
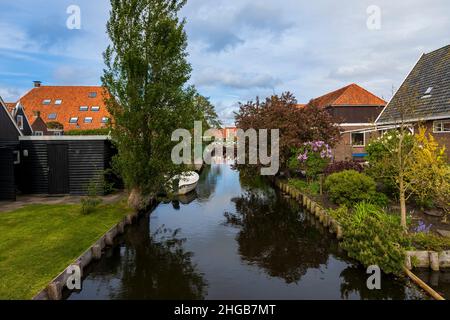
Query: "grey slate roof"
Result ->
[[377, 44, 450, 124]]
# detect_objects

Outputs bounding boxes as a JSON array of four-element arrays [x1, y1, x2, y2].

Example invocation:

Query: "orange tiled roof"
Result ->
[[4, 102, 16, 114], [294, 104, 306, 109], [18, 86, 111, 130], [307, 83, 386, 108]]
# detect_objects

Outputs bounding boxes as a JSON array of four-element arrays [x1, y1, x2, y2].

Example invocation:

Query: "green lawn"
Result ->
[[0, 200, 131, 300]]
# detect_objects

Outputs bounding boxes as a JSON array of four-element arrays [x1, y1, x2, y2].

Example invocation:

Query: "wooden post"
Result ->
[[47, 281, 62, 300], [430, 252, 440, 271]]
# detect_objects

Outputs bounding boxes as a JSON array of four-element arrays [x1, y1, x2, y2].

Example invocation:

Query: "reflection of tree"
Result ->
[[196, 165, 221, 201], [226, 188, 332, 284], [339, 266, 422, 300], [82, 214, 207, 300]]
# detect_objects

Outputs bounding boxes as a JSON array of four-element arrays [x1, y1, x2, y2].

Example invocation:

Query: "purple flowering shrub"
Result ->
[[294, 141, 333, 180]]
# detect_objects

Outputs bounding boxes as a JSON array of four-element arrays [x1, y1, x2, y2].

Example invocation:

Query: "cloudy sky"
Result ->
[[0, 0, 449, 125]]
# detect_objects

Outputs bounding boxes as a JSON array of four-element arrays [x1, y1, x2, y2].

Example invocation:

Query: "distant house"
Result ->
[[376, 44, 450, 158], [305, 83, 386, 161], [15, 82, 111, 132]]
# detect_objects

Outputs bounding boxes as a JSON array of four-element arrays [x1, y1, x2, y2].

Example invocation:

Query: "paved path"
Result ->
[[0, 192, 126, 213]]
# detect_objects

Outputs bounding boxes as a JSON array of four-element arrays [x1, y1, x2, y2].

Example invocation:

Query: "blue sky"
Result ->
[[1, 0, 449, 125]]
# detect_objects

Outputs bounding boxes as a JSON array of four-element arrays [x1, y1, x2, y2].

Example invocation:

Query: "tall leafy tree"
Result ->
[[103, 0, 197, 208]]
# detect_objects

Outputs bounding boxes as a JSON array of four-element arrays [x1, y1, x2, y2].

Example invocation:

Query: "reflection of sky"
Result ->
[[2, 1, 450, 125]]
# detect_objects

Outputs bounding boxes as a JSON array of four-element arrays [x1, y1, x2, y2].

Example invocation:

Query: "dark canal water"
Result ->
[[67, 165, 426, 300]]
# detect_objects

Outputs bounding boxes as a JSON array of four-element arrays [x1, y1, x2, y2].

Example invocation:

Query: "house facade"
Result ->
[[376, 44, 450, 158], [13, 82, 111, 133], [305, 83, 386, 162]]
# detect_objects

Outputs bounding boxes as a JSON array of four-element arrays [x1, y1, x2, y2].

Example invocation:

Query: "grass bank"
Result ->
[[0, 199, 131, 299]]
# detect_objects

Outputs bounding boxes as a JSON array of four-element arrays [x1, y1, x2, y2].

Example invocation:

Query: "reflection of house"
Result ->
[[12, 82, 111, 132], [305, 84, 386, 161], [376, 44, 450, 158]]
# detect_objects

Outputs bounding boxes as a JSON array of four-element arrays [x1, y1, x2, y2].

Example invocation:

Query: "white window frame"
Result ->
[[69, 117, 78, 124], [48, 113, 57, 120], [79, 106, 89, 111], [42, 99, 51, 105], [17, 115, 24, 130], [84, 117, 93, 123], [433, 120, 450, 133], [89, 92, 97, 98], [91, 106, 100, 112], [54, 99, 62, 105], [350, 132, 365, 147], [101, 117, 109, 124], [34, 131, 44, 136]]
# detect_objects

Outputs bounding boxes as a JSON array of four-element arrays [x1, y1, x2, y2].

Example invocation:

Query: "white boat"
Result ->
[[172, 171, 200, 195]]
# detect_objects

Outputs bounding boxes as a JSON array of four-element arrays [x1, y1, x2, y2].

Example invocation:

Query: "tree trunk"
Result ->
[[399, 180, 407, 230], [128, 187, 151, 212]]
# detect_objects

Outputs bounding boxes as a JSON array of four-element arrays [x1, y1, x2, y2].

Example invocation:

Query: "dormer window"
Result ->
[[91, 106, 100, 112], [55, 99, 62, 105], [84, 117, 93, 123], [42, 99, 51, 105], [422, 87, 433, 99], [89, 92, 97, 98], [69, 117, 78, 124], [48, 113, 57, 120], [79, 106, 88, 111]]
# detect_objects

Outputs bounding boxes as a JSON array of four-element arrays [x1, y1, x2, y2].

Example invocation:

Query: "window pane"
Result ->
[[79, 106, 88, 111], [351, 133, 364, 146], [69, 117, 78, 123], [84, 117, 93, 123], [443, 121, 450, 132], [42, 99, 51, 105], [91, 106, 100, 111], [48, 113, 57, 120], [89, 92, 97, 98], [102, 117, 109, 123], [55, 99, 62, 105]]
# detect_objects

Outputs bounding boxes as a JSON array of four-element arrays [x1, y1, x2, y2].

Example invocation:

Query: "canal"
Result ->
[[67, 164, 426, 300]]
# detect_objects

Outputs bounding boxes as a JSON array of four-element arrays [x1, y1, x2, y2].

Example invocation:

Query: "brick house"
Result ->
[[12, 82, 111, 133], [376, 44, 450, 158], [305, 83, 386, 161]]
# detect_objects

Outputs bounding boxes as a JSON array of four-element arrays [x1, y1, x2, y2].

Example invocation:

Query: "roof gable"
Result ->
[[377, 44, 450, 124], [0, 96, 22, 140], [307, 83, 386, 108]]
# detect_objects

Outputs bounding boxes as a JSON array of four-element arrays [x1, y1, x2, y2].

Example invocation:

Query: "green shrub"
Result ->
[[410, 232, 450, 252], [324, 170, 376, 206], [331, 202, 409, 275], [288, 178, 320, 195], [80, 197, 102, 215], [65, 128, 110, 136], [369, 192, 389, 208]]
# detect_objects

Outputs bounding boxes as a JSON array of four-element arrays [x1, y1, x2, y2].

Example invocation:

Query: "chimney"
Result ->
[[33, 81, 42, 88]]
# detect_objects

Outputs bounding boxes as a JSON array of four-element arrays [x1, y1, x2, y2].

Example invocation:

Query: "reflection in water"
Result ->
[[68, 165, 427, 300], [415, 270, 450, 299], [226, 189, 333, 284], [69, 214, 207, 300]]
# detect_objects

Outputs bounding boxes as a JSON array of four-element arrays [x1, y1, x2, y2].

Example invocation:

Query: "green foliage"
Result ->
[[294, 141, 332, 180], [64, 128, 110, 136], [193, 94, 222, 129], [369, 192, 390, 208], [103, 0, 208, 196], [410, 232, 450, 252], [330, 202, 409, 275], [288, 178, 319, 195], [324, 170, 376, 206], [46, 121, 63, 130], [80, 176, 103, 215]]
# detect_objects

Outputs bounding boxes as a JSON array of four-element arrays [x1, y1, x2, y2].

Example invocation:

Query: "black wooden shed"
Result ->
[[17, 136, 115, 196]]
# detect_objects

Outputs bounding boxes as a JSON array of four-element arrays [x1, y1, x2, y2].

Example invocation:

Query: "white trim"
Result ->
[[375, 53, 425, 124], [377, 114, 450, 125], [339, 123, 375, 127], [350, 131, 366, 147], [19, 135, 110, 141], [0, 97, 23, 136]]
